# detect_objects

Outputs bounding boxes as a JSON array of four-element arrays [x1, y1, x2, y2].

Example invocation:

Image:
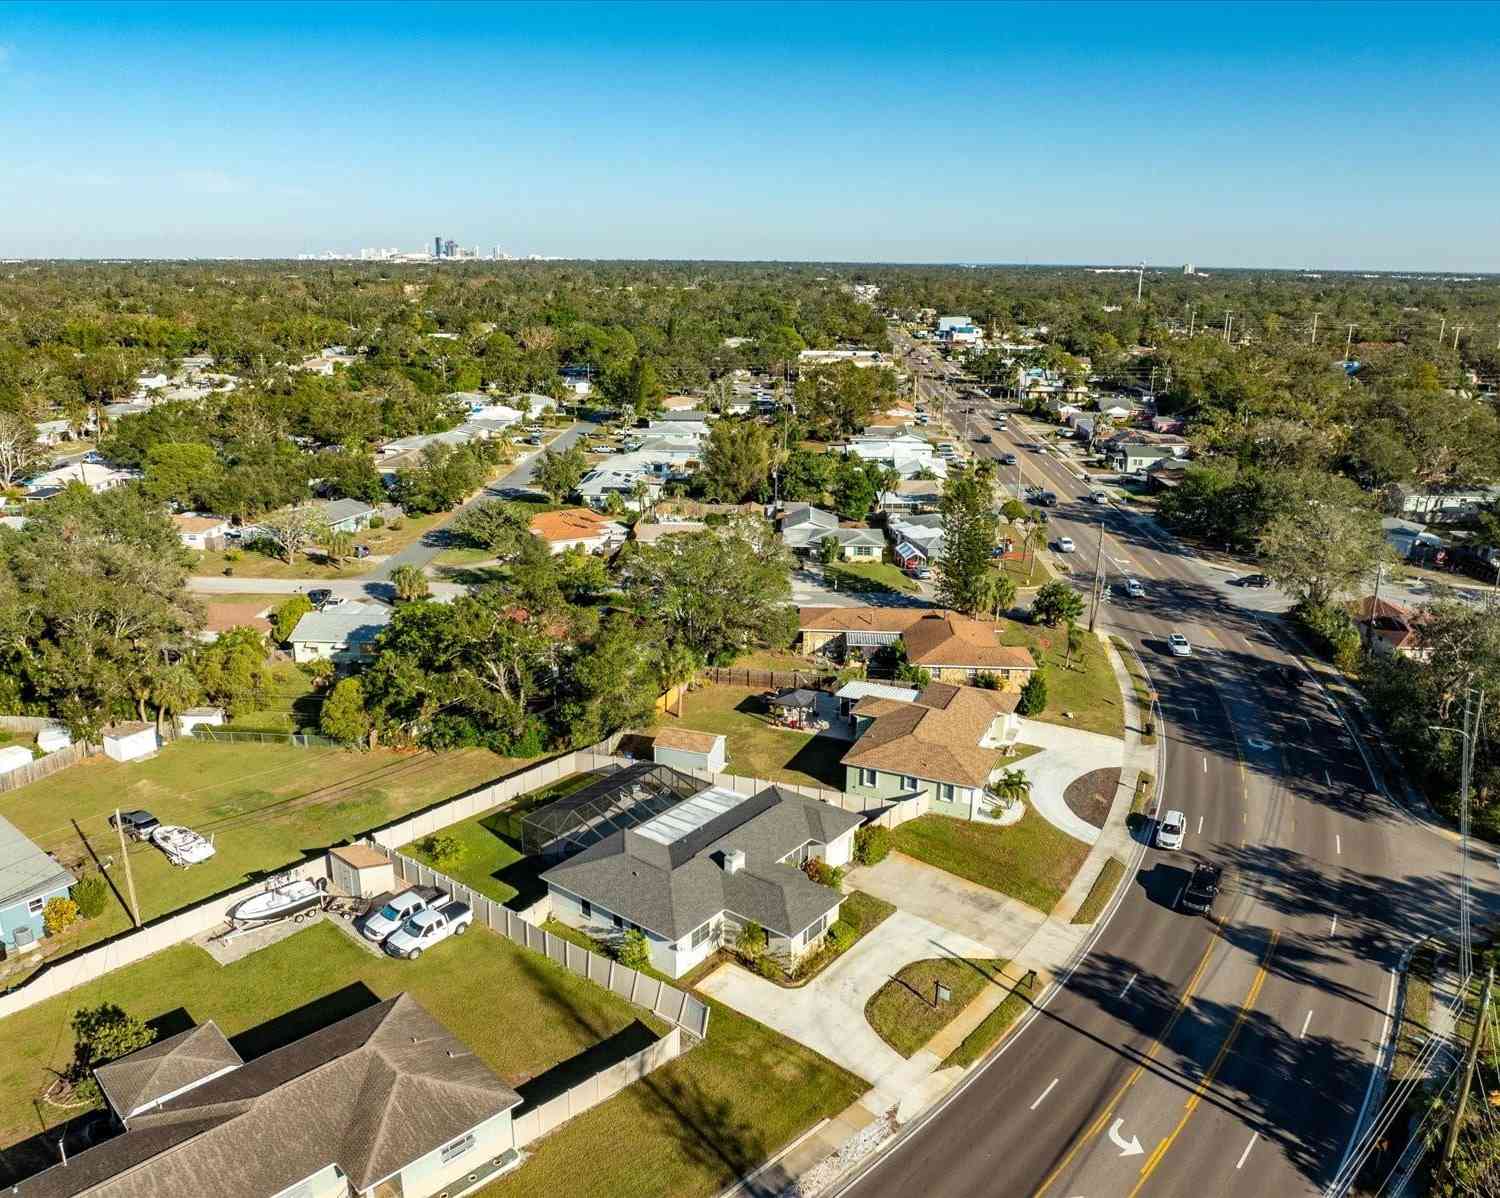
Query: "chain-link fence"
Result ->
[[192, 727, 343, 749]]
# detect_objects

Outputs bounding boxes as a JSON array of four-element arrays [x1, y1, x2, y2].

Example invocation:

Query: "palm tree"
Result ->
[[629, 478, 652, 518], [325, 529, 355, 565], [657, 643, 701, 718], [1064, 620, 1086, 670], [985, 768, 1032, 814], [390, 563, 430, 603]]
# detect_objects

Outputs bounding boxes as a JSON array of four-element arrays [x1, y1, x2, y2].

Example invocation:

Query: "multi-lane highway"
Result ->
[[836, 347, 1474, 1198]]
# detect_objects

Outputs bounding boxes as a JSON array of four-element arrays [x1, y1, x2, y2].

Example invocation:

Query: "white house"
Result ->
[[844, 432, 948, 480], [287, 603, 392, 664], [529, 508, 628, 554], [172, 513, 232, 551], [25, 462, 138, 498]]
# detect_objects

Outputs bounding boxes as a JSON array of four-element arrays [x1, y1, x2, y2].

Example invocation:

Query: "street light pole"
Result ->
[[1087, 520, 1106, 632]]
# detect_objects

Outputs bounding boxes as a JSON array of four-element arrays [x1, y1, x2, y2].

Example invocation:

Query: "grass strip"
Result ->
[[1071, 857, 1126, 925], [941, 986, 1033, 1069], [1109, 635, 1157, 745], [1130, 771, 1155, 816]]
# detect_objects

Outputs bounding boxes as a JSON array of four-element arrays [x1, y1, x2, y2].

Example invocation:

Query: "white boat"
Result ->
[[227, 878, 325, 926], [152, 825, 216, 866]]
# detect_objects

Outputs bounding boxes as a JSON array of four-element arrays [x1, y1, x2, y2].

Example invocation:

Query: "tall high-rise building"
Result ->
[[434, 235, 443, 259], [443, 239, 458, 259]]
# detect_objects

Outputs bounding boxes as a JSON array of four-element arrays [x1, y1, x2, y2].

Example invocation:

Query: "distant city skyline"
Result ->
[[1, 0, 1498, 270]]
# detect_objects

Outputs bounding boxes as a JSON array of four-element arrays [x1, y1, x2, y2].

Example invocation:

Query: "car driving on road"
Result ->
[[1167, 632, 1192, 657], [999, 452, 1018, 465], [1178, 862, 1222, 915], [1240, 573, 1272, 588], [1123, 577, 1145, 597], [1156, 809, 1187, 850], [1055, 536, 1075, 553]]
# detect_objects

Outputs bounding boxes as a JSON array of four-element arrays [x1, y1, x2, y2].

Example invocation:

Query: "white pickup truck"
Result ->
[[360, 886, 446, 945], [383, 901, 473, 960]]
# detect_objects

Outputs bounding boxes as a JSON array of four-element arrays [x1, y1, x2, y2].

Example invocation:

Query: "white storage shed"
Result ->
[[36, 725, 73, 754], [0, 744, 34, 778], [103, 723, 158, 763], [328, 843, 396, 899], [177, 708, 225, 736], [652, 728, 728, 774]]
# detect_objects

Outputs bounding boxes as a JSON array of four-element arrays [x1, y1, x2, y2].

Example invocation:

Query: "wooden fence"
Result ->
[[0, 741, 97, 794], [391, 852, 712, 1040], [698, 667, 835, 692]]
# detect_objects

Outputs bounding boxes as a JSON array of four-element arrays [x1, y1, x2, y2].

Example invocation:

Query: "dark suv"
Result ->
[[109, 809, 160, 842], [1178, 863, 1222, 916]]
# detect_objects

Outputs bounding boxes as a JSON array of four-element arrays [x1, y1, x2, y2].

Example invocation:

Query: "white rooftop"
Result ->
[[834, 681, 921, 704], [633, 785, 750, 846]]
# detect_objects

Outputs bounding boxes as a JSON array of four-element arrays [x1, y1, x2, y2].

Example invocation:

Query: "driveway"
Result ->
[[846, 852, 1047, 958], [697, 908, 993, 1106], [187, 576, 466, 604], [1009, 719, 1126, 846]]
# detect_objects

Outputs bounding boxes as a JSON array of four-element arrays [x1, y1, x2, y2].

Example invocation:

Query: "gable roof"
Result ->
[[902, 613, 1037, 672], [653, 728, 725, 755], [779, 504, 838, 530], [170, 514, 229, 534], [0, 814, 74, 912], [842, 683, 1019, 788], [316, 498, 376, 523], [19, 994, 519, 1198], [542, 785, 860, 940]]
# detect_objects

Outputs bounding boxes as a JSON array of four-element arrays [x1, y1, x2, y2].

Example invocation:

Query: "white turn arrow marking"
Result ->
[[1108, 1117, 1144, 1157]]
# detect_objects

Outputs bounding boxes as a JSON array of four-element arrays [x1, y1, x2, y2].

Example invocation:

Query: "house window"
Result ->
[[691, 920, 716, 949], [611, 913, 623, 930], [805, 914, 828, 944], [440, 1132, 476, 1165], [580, 898, 592, 919], [858, 768, 878, 788], [901, 776, 918, 792], [939, 783, 956, 803], [26, 897, 44, 916]]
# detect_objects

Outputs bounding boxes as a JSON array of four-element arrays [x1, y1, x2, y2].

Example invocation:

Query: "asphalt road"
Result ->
[[836, 355, 1480, 1198], [367, 419, 595, 580]]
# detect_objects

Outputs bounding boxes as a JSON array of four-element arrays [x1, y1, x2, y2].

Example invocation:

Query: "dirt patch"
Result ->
[[1064, 767, 1120, 829]]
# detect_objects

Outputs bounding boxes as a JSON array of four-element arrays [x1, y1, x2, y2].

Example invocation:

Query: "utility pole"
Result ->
[[1366, 563, 1384, 650], [1439, 963, 1493, 1178], [1226, 313, 1235, 344], [1453, 325, 1465, 351], [1344, 324, 1357, 363], [1439, 316, 1447, 347], [1136, 263, 1144, 304], [1310, 312, 1320, 346], [1087, 519, 1106, 632], [1187, 305, 1196, 337], [113, 807, 141, 928]]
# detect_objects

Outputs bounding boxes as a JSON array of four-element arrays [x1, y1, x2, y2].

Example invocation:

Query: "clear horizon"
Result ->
[[1, 0, 1497, 271]]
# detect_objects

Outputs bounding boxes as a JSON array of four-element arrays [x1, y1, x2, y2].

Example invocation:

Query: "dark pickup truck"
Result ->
[[1178, 863, 1222, 916]]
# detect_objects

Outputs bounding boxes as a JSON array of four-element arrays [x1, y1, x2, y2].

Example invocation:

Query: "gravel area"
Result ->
[[1063, 767, 1120, 829]]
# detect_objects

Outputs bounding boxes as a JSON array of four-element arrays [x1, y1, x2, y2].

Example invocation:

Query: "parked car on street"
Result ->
[[1156, 809, 1187, 851], [384, 900, 473, 959], [1167, 633, 1193, 657], [1178, 862, 1222, 915], [109, 809, 160, 842], [306, 588, 333, 609]]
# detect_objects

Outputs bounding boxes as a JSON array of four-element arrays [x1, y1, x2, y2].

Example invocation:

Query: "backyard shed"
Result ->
[[35, 724, 72, 754], [0, 744, 33, 779], [103, 722, 158, 763], [0, 813, 74, 954], [329, 843, 396, 899], [653, 728, 727, 774], [178, 707, 225, 736]]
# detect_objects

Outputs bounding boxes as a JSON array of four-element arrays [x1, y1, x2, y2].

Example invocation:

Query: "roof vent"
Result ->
[[724, 848, 746, 875]]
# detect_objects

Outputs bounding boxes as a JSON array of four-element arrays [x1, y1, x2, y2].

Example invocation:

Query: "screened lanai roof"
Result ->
[[521, 762, 704, 859]]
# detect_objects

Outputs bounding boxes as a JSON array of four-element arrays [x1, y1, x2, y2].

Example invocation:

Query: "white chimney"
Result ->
[[724, 848, 746, 875]]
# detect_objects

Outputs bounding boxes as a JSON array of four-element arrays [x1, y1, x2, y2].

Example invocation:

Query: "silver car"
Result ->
[[1156, 809, 1187, 851]]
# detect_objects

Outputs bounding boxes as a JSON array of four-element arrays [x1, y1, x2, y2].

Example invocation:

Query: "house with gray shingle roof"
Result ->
[[542, 779, 862, 978], [0, 814, 74, 956], [16, 993, 523, 1198], [287, 602, 392, 665]]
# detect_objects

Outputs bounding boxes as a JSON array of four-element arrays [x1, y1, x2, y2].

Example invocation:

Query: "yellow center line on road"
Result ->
[[1029, 925, 1224, 1198], [1127, 930, 1280, 1198]]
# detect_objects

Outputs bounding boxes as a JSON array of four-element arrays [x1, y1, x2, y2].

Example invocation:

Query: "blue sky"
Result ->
[[0, 0, 1497, 268]]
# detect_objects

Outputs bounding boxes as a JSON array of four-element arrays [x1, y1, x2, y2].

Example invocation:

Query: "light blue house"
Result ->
[[0, 814, 74, 956]]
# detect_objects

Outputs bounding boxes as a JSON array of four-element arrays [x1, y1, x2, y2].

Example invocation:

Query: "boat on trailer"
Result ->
[[227, 877, 327, 927], [151, 825, 216, 866]]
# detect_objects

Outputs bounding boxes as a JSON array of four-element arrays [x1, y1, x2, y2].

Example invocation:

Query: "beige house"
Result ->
[[842, 683, 1023, 820], [797, 608, 1037, 689]]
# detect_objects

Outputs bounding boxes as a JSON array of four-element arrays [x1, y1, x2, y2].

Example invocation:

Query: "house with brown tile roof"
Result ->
[[17, 993, 522, 1198], [196, 602, 274, 643], [1346, 595, 1428, 659], [528, 507, 627, 555], [841, 683, 1023, 820], [797, 608, 1037, 688]]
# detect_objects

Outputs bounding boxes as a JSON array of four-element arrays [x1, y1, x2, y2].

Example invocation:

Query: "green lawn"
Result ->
[[1109, 635, 1157, 745], [400, 773, 598, 908], [223, 662, 324, 733], [0, 921, 652, 1179], [999, 622, 1125, 739], [0, 740, 529, 965], [826, 560, 919, 595], [665, 685, 847, 790], [942, 984, 1032, 1069], [865, 957, 1006, 1058], [890, 808, 1091, 913], [1071, 857, 1126, 925]]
